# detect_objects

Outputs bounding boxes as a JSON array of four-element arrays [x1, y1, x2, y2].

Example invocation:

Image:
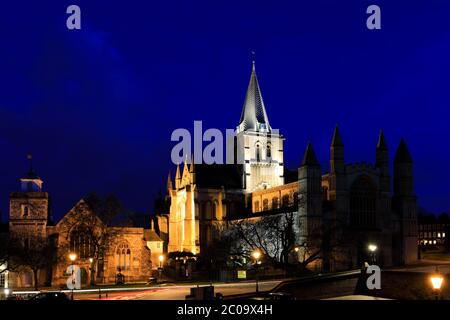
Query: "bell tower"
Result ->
[[9, 155, 49, 240], [235, 62, 284, 192]]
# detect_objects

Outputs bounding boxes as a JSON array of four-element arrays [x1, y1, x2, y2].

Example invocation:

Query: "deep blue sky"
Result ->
[[0, 1, 449, 221]]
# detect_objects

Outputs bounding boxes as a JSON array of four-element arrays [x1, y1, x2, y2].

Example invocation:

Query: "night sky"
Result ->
[[0, 1, 449, 222]]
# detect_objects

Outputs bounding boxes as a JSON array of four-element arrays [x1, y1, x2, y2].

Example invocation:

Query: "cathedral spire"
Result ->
[[166, 172, 173, 192], [331, 125, 344, 147], [175, 164, 181, 187], [301, 142, 319, 167], [377, 129, 388, 150], [237, 61, 271, 133], [395, 138, 412, 163]]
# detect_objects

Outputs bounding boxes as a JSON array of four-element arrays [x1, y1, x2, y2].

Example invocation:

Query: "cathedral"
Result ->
[[156, 62, 418, 271], [1, 164, 163, 289]]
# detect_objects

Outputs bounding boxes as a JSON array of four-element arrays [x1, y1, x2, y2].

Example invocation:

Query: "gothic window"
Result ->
[[322, 187, 329, 201], [27, 181, 33, 192], [115, 243, 131, 271], [254, 201, 260, 212], [272, 197, 279, 209], [350, 175, 377, 228], [255, 143, 261, 161], [70, 226, 93, 259], [266, 143, 272, 159], [262, 199, 269, 211], [282, 195, 289, 207]]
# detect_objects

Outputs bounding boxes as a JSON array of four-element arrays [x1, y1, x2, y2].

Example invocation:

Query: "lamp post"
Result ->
[[69, 253, 77, 300], [368, 244, 377, 265], [252, 250, 261, 294], [430, 267, 444, 300], [158, 255, 164, 282], [89, 257, 95, 287]]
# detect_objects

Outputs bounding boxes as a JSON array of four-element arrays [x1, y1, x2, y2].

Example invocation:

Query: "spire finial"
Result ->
[[251, 51, 256, 70]]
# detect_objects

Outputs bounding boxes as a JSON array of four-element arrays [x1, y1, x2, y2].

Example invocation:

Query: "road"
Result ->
[[389, 260, 450, 273], [74, 280, 281, 300]]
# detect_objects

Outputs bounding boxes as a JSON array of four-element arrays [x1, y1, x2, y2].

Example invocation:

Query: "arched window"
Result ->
[[115, 243, 131, 271], [254, 201, 260, 212], [350, 175, 377, 228], [272, 197, 279, 209], [266, 143, 272, 159], [322, 187, 329, 201], [22, 205, 29, 217], [262, 199, 269, 211], [255, 143, 261, 161], [70, 226, 93, 259]]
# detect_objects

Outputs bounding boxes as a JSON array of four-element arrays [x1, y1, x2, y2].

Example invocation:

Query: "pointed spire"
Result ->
[[301, 142, 319, 166], [395, 138, 412, 163], [377, 129, 388, 150], [166, 172, 173, 191], [331, 125, 343, 147], [237, 61, 271, 133], [175, 164, 181, 180]]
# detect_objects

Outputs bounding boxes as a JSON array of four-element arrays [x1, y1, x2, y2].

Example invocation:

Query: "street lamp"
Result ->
[[158, 255, 164, 282], [430, 267, 444, 300], [368, 244, 377, 265], [69, 253, 77, 300], [252, 250, 261, 294], [89, 257, 95, 287]]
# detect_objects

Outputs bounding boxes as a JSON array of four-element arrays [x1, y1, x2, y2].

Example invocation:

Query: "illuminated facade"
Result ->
[[3, 167, 163, 288], [157, 63, 419, 270]]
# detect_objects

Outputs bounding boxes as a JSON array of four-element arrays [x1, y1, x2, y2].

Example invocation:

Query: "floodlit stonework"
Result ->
[[156, 63, 418, 271], [4, 171, 163, 288]]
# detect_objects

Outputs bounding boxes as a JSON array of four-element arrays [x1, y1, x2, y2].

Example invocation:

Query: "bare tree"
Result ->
[[228, 212, 352, 272], [8, 237, 56, 290]]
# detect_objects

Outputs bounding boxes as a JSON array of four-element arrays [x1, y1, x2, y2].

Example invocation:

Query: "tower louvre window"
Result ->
[[266, 143, 272, 159], [22, 205, 29, 217]]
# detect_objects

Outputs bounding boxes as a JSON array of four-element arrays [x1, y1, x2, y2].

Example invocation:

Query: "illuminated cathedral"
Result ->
[[155, 62, 418, 271]]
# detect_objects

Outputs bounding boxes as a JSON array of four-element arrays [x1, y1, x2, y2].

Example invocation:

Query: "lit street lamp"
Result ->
[[69, 253, 77, 300], [158, 255, 164, 282], [368, 244, 377, 265], [430, 267, 444, 300], [252, 250, 261, 294], [89, 257, 95, 286]]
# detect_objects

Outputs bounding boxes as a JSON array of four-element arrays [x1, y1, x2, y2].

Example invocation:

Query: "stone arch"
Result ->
[[115, 242, 131, 272], [272, 197, 279, 209]]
